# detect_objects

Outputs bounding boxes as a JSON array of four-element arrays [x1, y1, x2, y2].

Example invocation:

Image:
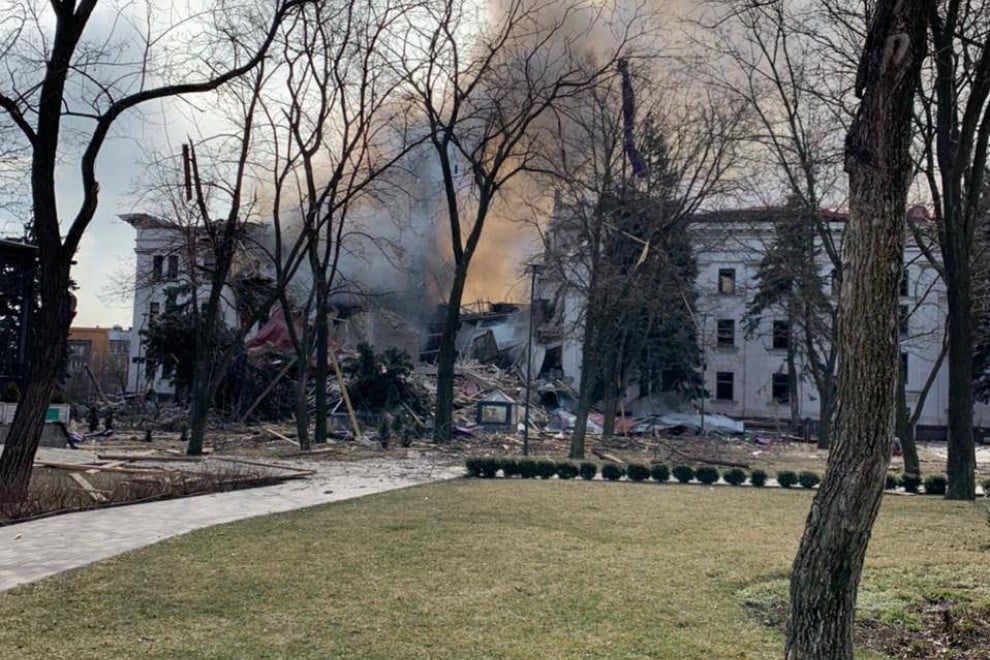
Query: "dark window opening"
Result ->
[[167, 255, 179, 280], [152, 255, 163, 282], [715, 371, 734, 401], [900, 268, 909, 297], [900, 352, 908, 384], [772, 373, 789, 403], [772, 320, 790, 350], [718, 268, 736, 295], [717, 319, 735, 347], [899, 304, 909, 337]]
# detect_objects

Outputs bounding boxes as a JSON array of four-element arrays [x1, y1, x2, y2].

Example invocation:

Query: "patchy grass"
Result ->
[[0, 482, 987, 659]]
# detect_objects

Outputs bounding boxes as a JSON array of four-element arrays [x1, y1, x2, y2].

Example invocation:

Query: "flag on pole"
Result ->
[[618, 58, 648, 178]]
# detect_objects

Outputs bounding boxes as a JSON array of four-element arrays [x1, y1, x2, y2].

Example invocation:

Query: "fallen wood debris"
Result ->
[[68, 473, 108, 502]]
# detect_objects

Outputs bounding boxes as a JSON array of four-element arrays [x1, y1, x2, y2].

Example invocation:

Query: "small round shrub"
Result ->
[[749, 469, 767, 488], [798, 471, 821, 489], [517, 459, 538, 479], [723, 468, 746, 486], [501, 459, 519, 478], [900, 473, 921, 494], [777, 470, 798, 489], [579, 462, 597, 480], [885, 473, 898, 490], [601, 463, 625, 481], [465, 457, 482, 478], [672, 465, 694, 484], [650, 463, 670, 483], [556, 462, 579, 480], [536, 460, 557, 479], [695, 466, 720, 485], [923, 474, 947, 496], [626, 463, 650, 482]]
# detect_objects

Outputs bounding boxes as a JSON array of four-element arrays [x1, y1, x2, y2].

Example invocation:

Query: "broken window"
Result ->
[[152, 255, 163, 282], [718, 268, 736, 295], [772, 373, 789, 403], [772, 320, 790, 350], [167, 255, 179, 280], [715, 371, 734, 401], [717, 319, 735, 347], [899, 304, 909, 337]]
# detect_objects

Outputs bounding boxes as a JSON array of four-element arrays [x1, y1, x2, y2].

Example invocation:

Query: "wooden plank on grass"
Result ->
[[68, 472, 108, 502], [263, 427, 300, 447]]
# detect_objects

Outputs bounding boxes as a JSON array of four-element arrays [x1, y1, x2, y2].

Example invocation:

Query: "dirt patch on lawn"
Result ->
[[740, 583, 990, 658]]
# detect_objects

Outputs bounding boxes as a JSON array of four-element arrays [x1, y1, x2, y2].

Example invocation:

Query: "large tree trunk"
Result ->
[[295, 367, 310, 451], [434, 264, 468, 443], [816, 382, 833, 450], [186, 357, 213, 456], [945, 293, 976, 499], [785, 3, 926, 657], [601, 378, 619, 439], [0, 259, 73, 500], [313, 280, 329, 444], [570, 318, 601, 459]]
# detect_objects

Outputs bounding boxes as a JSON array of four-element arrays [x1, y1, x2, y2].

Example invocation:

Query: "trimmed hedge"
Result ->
[[556, 462, 579, 480], [672, 465, 694, 484], [601, 463, 625, 481], [536, 460, 558, 479], [579, 462, 598, 480], [722, 468, 746, 486], [650, 464, 670, 483], [626, 463, 650, 482], [695, 466, 720, 485], [777, 470, 797, 489], [465, 457, 483, 478], [900, 473, 921, 494], [798, 471, 820, 489], [517, 459, 538, 479], [923, 474, 947, 496], [749, 469, 767, 488]]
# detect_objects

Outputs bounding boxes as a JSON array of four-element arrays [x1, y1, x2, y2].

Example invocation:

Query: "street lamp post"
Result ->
[[522, 263, 543, 457]]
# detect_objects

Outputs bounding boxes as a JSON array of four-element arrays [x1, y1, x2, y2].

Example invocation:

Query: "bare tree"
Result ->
[[913, 0, 990, 500], [786, 0, 928, 657], [0, 0, 312, 498], [394, 0, 649, 442], [536, 69, 742, 459]]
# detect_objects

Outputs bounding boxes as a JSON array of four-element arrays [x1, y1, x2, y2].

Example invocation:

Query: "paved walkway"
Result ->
[[0, 457, 462, 593]]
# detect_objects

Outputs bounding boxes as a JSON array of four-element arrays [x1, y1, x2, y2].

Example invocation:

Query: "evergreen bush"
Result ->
[[579, 462, 597, 480], [601, 463, 625, 481], [695, 466, 720, 485], [749, 469, 767, 487], [556, 462, 579, 480], [501, 459, 519, 478], [885, 473, 898, 490], [900, 473, 921, 494], [650, 463, 670, 483], [798, 471, 821, 489], [776, 470, 798, 489], [626, 463, 650, 482], [722, 468, 746, 486], [518, 459, 538, 479], [923, 474, 947, 496], [672, 465, 694, 484], [536, 460, 557, 479]]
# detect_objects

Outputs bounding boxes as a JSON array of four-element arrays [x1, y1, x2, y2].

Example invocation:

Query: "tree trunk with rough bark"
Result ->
[[434, 264, 468, 443], [785, 2, 927, 657], [0, 259, 73, 500], [945, 296, 976, 498]]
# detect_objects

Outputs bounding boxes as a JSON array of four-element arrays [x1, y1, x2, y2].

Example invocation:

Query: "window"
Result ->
[[148, 301, 160, 325], [899, 304, 909, 337], [772, 373, 790, 404], [717, 319, 735, 347], [152, 255, 164, 282], [772, 320, 790, 350], [165, 291, 178, 314], [900, 267, 910, 297], [718, 268, 736, 295], [900, 352, 909, 384], [715, 372, 734, 401], [167, 255, 179, 280]]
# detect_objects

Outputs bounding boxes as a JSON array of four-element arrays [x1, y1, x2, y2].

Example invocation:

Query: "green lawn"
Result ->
[[1, 481, 988, 659]]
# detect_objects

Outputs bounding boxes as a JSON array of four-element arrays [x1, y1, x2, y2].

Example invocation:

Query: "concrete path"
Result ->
[[0, 457, 462, 593]]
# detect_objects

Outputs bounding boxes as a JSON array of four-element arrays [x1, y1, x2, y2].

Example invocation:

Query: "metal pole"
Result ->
[[522, 264, 539, 456]]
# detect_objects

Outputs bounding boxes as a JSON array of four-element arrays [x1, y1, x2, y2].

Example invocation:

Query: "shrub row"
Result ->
[[882, 472, 949, 495], [465, 458, 820, 489]]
